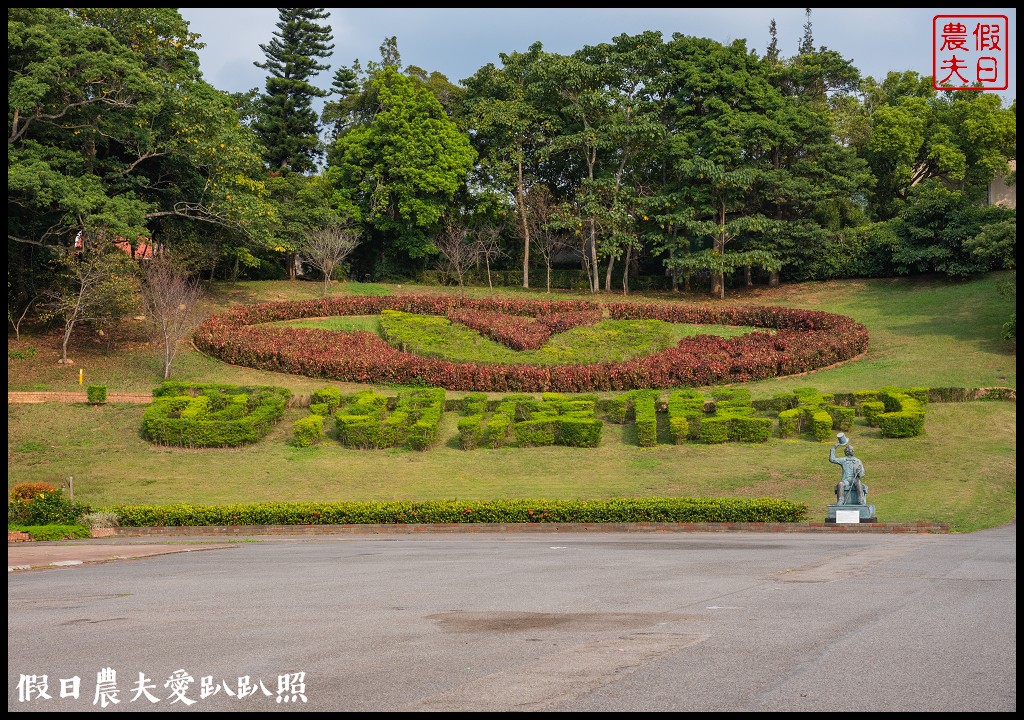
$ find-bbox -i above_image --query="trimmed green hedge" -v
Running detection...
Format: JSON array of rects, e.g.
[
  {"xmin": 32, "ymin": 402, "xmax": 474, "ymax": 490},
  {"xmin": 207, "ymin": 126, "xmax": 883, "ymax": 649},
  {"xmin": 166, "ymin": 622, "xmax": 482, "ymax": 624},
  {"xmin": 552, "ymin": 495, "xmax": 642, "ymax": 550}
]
[
  {"xmin": 111, "ymin": 497, "xmax": 809, "ymax": 526},
  {"xmin": 8, "ymin": 524, "xmax": 91, "ymax": 541},
  {"xmin": 86, "ymin": 385, "xmax": 107, "ymax": 404},
  {"xmin": 293, "ymin": 415, "xmax": 323, "ymax": 447},
  {"xmin": 143, "ymin": 382, "xmax": 292, "ymax": 448}
]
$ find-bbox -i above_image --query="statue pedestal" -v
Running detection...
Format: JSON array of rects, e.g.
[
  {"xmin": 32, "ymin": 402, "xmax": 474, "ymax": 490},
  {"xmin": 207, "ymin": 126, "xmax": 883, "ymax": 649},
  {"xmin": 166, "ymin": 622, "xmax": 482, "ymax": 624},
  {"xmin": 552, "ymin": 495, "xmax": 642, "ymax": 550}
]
[{"xmin": 826, "ymin": 504, "xmax": 876, "ymax": 523}]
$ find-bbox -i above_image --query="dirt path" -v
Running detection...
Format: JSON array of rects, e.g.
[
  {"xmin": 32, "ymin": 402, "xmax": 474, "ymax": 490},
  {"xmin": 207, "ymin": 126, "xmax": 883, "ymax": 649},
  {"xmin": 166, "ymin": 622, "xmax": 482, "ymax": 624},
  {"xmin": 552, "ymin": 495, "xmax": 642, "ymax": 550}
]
[{"xmin": 7, "ymin": 391, "xmax": 152, "ymax": 404}]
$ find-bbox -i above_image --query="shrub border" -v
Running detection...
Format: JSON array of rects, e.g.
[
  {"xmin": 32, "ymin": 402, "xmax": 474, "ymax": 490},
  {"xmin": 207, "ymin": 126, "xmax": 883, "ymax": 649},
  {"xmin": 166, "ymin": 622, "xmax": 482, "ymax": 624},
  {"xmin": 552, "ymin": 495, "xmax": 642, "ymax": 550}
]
[{"xmin": 194, "ymin": 294, "xmax": 869, "ymax": 392}]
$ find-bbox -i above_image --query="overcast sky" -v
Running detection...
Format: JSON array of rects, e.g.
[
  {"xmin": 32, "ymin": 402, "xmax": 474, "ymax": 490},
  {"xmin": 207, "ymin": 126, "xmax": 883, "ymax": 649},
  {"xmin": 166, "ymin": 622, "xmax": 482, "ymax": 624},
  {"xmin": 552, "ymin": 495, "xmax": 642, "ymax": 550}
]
[{"xmin": 178, "ymin": 8, "xmax": 1016, "ymax": 105}]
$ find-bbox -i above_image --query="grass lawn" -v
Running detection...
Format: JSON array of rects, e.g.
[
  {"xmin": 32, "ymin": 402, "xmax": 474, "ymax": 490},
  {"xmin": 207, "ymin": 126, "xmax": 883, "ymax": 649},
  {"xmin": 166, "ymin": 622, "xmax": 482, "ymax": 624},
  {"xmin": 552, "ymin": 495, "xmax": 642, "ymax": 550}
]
[{"xmin": 7, "ymin": 272, "xmax": 1016, "ymax": 532}]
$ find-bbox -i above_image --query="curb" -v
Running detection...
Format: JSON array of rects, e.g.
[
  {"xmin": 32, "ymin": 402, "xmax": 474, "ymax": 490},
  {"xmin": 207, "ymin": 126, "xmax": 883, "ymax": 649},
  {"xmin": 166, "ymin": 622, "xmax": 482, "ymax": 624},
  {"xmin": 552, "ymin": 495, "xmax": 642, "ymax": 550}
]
[{"xmin": 97, "ymin": 521, "xmax": 950, "ymax": 537}]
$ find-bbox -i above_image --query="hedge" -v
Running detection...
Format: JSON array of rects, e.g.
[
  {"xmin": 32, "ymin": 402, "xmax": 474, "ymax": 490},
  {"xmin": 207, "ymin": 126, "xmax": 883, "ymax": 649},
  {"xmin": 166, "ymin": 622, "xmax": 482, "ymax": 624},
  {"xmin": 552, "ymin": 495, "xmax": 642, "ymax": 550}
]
[
  {"xmin": 142, "ymin": 383, "xmax": 291, "ymax": 448},
  {"xmin": 86, "ymin": 385, "xmax": 107, "ymax": 404},
  {"xmin": 293, "ymin": 415, "xmax": 323, "ymax": 447},
  {"xmin": 193, "ymin": 293, "xmax": 869, "ymax": 392},
  {"xmin": 110, "ymin": 497, "xmax": 810, "ymax": 526}
]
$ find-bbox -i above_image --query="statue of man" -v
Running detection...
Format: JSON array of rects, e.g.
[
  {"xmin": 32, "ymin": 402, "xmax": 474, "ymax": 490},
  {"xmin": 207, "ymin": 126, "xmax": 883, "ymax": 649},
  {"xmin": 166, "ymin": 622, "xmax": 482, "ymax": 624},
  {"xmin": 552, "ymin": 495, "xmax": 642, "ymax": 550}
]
[{"xmin": 830, "ymin": 440, "xmax": 867, "ymax": 505}]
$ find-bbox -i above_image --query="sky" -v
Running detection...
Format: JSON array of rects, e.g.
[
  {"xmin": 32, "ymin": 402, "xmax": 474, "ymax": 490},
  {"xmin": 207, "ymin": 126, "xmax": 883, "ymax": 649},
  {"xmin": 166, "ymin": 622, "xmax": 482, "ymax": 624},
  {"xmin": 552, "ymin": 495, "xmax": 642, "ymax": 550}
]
[{"xmin": 178, "ymin": 8, "xmax": 1016, "ymax": 106}]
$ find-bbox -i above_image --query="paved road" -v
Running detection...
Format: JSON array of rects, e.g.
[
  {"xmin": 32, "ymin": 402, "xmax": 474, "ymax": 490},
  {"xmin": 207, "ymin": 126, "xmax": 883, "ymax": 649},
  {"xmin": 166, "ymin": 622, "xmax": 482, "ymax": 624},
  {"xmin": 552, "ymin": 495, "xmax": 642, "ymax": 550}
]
[{"xmin": 8, "ymin": 524, "xmax": 1016, "ymax": 712}]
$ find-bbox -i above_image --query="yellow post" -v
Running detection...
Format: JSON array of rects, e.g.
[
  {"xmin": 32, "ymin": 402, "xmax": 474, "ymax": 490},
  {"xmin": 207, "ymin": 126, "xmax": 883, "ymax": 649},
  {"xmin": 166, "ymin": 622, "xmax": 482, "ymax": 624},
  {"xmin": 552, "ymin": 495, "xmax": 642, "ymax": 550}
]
[{"xmin": 79, "ymin": 368, "xmax": 83, "ymax": 385}]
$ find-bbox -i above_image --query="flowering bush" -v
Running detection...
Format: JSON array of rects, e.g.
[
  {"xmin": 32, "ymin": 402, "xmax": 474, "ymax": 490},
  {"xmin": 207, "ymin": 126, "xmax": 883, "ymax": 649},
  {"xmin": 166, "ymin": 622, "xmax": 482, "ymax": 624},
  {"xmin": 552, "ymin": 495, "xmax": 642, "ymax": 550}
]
[{"xmin": 193, "ymin": 294, "xmax": 868, "ymax": 392}]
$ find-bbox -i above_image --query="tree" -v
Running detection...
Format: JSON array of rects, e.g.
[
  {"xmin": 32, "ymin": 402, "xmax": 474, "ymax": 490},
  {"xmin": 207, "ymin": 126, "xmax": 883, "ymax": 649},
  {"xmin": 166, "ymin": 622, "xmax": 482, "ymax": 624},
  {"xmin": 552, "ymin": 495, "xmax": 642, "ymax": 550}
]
[
  {"xmin": 39, "ymin": 241, "xmax": 139, "ymax": 364},
  {"xmin": 326, "ymin": 67, "xmax": 476, "ymax": 277},
  {"xmin": 463, "ymin": 43, "xmax": 555, "ymax": 289},
  {"xmin": 141, "ymin": 258, "xmax": 204, "ymax": 379},
  {"xmin": 434, "ymin": 218, "xmax": 480, "ymax": 293},
  {"xmin": 526, "ymin": 186, "xmax": 572, "ymax": 293},
  {"xmin": 474, "ymin": 223, "xmax": 505, "ymax": 290},
  {"xmin": 300, "ymin": 222, "xmax": 361, "ymax": 293},
  {"xmin": 766, "ymin": 19, "xmax": 780, "ymax": 64},
  {"xmin": 798, "ymin": 8, "xmax": 814, "ymax": 55},
  {"xmin": 8, "ymin": 9, "xmax": 276, "ymax": 277},
  {"xmin": 253, "ymin": 8, "xmax": 334, "ymax": 173},
  {"xmin": 662, "ymin": 37, "xmax": 781, "ymax": 298},
  {"xmin": 265, "ymin": 173, "xmax": 337, "ymax": 279}
]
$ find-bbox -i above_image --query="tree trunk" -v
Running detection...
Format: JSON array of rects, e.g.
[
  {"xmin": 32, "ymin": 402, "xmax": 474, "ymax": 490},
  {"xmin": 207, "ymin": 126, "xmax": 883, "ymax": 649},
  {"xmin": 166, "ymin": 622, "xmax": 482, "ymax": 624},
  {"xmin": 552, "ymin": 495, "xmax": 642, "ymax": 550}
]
[
  {"xmin": 163, "ymin": 333, "xmax": 174, "ymax": 379},
  {"xmin": 589, "ymin": 232, "xmax": 599, "ymax": 292},
  {"xmin": 769, "ymin": 271, "xmax": 780, "ymax": 287},
  {"xmin": 622, "ymin": 245, "xmax": 632, "ymax": 295},
  {"xmin": 604, "ymin": 254, "xmax": 615, "ymax": 293},
  {"xmin": 516, "ymin": 160, "xmax": 530, "ymax": 289},
  {"xmin": 546, "ymin": 262, "xmax": 552, "ymax": 293},
  {"xmin": 745, "ymin": 265, "xmax": 753, "ymax": 287},
  {"xmin": 712, "ymin": 201, "xmax": 726, "ymax": 299},
  {"xmin": 289, "ymin": 253, "xmax": 297, "ymax": 281}
]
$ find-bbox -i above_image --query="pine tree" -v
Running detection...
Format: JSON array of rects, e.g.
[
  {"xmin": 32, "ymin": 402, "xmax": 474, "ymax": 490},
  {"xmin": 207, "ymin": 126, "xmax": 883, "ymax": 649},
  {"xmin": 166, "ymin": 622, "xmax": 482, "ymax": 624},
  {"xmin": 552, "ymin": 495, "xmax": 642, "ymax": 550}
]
[
  {"xmin": 798, "ymin": 8, "xmax": 814, "ymax": 55},
  {"xmin": 254, "ymin": 8, "xmax": 335, "ymax": 173},
  {"xmin": 766, "ymin": 18, "xmax": 780, "ymax": 64}
]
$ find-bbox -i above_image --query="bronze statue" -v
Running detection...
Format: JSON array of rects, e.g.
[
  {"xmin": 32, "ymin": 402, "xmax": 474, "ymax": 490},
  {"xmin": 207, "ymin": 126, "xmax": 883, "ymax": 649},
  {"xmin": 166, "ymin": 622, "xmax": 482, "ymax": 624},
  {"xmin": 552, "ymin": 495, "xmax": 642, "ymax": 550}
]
[{"xmin": 830, "ymin": 433, "xmax": 867, "ymax": 505}]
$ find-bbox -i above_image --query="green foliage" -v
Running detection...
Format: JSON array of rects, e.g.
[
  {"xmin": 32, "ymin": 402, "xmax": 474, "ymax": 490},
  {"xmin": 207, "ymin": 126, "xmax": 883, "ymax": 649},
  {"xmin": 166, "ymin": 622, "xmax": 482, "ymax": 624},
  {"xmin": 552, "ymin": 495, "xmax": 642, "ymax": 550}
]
[
  {"xmin": 8, "ymin": 524, "xmax": 91, "ymax": 541},
  {"xmin": 485, "ymin": 413, "xmax": 513, "ymax": 448},
  {"xmin": 327, "ymin": 66, "xmax": 476, "ymax": 274},
  {"xmin": 457, "ymin": 414, "xmax": 485, "ymax": 449},
  {"xmin": 729, "ymin": 416, "xmax": 773, "ymax": 443},
  {"xmin": 253, "ymin": 8, "xmax": 334, "ymax": 173},
  {"xmin": 335, "ymin": 414, "xmax": 383, "ymax": 449},
  {"xmin": 557, "ymin": 418, "xmax": 603, "ymax": 448},
  {"xmin": 862, "ymin": 401, "xmax": 886, "ymax": 427},
  {"xmin": 8, "ymin": 488, "xmax": 89, "ymax": 525},
  {"xmin": 827, "ymin": 406, "xmax": 855, "ymax": 432},
  {"xmin": 877, "ymin": 390, "xmax": 927, "ymax": 438},
  {"xmin": 633, "ymin": 391, "xmax": 659, "ymax": 447},
  {"xmin": 86, "ymin": 385, "xmax": 107, "ymax": 404},
  {"xmin": 378, "ymin": 311, "xmax": 676, "ymax": 366},
  {"xmin": 699, "ymin": 416, "xmax": 731, "ymax": 444},
  {"xmin": 292, "ymin": 415, "xmax": 324, "ymax": 448},
  {"xmin": 310, "ymin": 386, "xmax": 344, "ymax": 410},
  {"xmin": 309, "ymin": 402, "xmax": 331, "ymax": 416},
  {"xmin": 778, "ymin": 408, "xmax": 801, "ymax": 438},
  {"xmin": 809, "ymin": 410, "xmax": 834, "ymax": 442},
  {"xmin": 604, "ymin": 395, "xmax": 630, "ymax": 424},
  {"xmin": 8, "ymin": 8, "xmax": 275, "ymax": 279},
  {"xmin": 513, "ymin": 418, "xmax": 558, "ymax": 447},
  {"xmin": 142, "ymin": 382, "xmax": 291, "ymax": 447},
  {"xmin": 8, "ymin": 347, "xmax": 38, "ymax": 360},
  {"xmin": 667, "ymin": 389, "xmax": 705, "ymax": 442},
  {"xmin": 111, "ymin": 497, "xmax": 810, "ymax": 526}
]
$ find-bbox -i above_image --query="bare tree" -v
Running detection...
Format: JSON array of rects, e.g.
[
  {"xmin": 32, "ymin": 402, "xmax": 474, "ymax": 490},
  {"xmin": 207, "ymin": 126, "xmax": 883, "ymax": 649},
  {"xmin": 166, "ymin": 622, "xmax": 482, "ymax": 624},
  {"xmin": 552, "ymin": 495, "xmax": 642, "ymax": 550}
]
[
  {"xmin": 300, "ymin": 222, "xmax": 362, "ymax": 294},
  {"xmin": 141, "ymin": 258, "xmax": 205, "ymax": 379},
  {"xmin": 7, "ymin": 291, "xmax": 37, "ymax": 341},
  {"xmin": 40, "ymin": 242, "xmax": 139, "ymax": 364},
  {"xmin": 527, "ymin": 186, "xmax": 572, "ymax": 293},
  {"xmin": 474, "ymin": 224, "xmax": 505, "ymax": 290},
  {"xmin": 435, "ymin": 219, "xmax": 481, "ymax": 294}
]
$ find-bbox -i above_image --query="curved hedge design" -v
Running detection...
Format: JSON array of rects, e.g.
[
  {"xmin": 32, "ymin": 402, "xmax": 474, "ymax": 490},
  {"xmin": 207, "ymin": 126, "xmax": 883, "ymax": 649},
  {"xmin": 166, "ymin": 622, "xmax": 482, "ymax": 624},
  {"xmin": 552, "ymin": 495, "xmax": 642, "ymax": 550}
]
[{"xmin": 193, "ymin": 294, "xmax": 869, "ymax": 392}]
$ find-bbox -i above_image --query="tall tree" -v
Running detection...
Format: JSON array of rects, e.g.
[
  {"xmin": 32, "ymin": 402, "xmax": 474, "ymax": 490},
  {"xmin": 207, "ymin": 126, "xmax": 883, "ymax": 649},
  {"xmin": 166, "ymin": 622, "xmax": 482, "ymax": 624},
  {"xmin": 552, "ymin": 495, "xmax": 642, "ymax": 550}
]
[
  {"xmin": 326, "ymin": 67, "xmax": 476, "ymax": 277},
  {"xmin": 798, "ymin": 8, "xmax": 814, "ymax": 55},
  {"xmin": 463, "ymin": 42, "xmax": 555, "ymax": 289},
  {"xmin": 253, "ymin": 8, "xmax": 334, "ymax": 173},
  {"xmin": 8, "ymin": 8, "xmax": 275, "ymax": 275},
  {"xmin": 662, "ymin": 36, "xmax": 782, "ymax": 298},
  {"xmin": 766, "ymin": 19, "xmax": 780, "ymax": 64}
]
